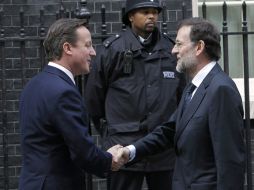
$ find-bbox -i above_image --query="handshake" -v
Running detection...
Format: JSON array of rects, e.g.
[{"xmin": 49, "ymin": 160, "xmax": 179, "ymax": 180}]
[{"xmin": 107, "ymin": 145, "xmax": 131, "ymax": 171}]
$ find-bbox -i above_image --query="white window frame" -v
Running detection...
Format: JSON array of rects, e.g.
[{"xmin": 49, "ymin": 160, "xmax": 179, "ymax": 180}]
[
  {"xmin": 192, "ymin": 0, "xmax": 254, "ymax": 119},
  {"xmin": 192, "ymin": 0, "xmax": 254, "ymax": 17}
]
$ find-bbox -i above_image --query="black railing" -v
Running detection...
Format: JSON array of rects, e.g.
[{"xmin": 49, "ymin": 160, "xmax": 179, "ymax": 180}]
[
  {"xmin": 201, "ymin": 1, "xmax": 253, "ymax": 190},
  {"xmin": 242, "ymin": 2, "xmax": 252, "ymax": 190}
]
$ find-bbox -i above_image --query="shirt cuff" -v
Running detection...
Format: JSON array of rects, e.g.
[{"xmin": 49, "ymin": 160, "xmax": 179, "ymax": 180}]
[{"xmin": 126, "ymin": 145, "xmax": 136, "ymax": 161}]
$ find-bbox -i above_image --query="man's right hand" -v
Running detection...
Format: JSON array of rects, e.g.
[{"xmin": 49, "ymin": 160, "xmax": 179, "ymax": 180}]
[{"xmin": 107, "ymin": 145, "xmax": 130, "ymax": 171}]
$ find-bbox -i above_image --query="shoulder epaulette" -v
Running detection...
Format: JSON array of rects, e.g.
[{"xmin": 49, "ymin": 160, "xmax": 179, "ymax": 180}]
[
  {"xmin": 103, "ymin": 34, "xmax": 121, "ymax": 48},
  {"xmin": 162, "ymin": 33, "xmax": 176, "ymax": 45}
]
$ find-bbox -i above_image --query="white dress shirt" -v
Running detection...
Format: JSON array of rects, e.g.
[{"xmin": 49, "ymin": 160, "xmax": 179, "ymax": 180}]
[{"xmin": 191, "ymin": 61, "xmax": 216, "ymax": 98}]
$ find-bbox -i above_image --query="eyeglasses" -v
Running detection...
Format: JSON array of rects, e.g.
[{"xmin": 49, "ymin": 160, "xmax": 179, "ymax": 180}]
[{"xmin": 173, "ymin": 41, "xmax": 194, "ymax": 50}]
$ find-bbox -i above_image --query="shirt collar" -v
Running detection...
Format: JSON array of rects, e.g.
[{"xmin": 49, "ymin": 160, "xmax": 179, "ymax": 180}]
[
  {"xmin": 138, "ymin": 33, "xmax": 152, "ymax": 43},
  {"xmin": 192, "ymin": 61, "xmax": 216, "ymax": 88},
  {"xmin": 139, "ymin": 36, "xmax": 145, "ymax": 43},
  {"xmin": 48, "ymin": 62, "xmax": 75, "ymax": 85}
]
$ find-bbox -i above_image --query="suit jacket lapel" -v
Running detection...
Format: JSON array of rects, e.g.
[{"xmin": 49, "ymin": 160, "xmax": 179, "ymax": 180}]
[
  {"xmin": 43, "ymin": 65, "xmax": 77, "ymax": 89},
  {"xmin": 174, "ymin": 63, "xmax": 223, "ymax": 143},
  {"xmin": 174, "ymin": 85, "xmax": 206, "ymax": 142}
]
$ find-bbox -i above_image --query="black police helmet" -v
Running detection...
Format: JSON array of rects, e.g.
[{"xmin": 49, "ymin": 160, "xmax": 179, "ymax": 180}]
[{"xmin": 122, "ymin": 0, "xmax": 162, "ymax": 26}]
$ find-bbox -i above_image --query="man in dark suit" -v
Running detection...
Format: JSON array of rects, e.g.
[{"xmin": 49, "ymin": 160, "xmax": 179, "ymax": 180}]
[
  {"xmin": 85, "ymin": 0, "xmax": 185, "ymax": 189},
  {"xmin": 120, "ymin": 17, "xmax": 246, "ymax": 190},
  {"xmin": 18, "ymin": 18, "xmax": 124, "ymax": 190}
]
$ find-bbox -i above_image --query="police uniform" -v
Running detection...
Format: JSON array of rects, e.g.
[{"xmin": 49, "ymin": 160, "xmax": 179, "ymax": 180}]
[{"xmin": 85, "ymin": 0, "xmax": 185, "ymax": 189}]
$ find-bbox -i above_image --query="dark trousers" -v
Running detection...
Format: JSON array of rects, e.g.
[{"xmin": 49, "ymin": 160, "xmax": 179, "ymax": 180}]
[{"xmin": 107, "ymin": 170, "xmax": 173, "ymax": 190}]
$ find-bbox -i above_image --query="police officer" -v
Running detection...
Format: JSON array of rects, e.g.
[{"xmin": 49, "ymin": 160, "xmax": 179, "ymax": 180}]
[{"xmin": 85, "ymin": 0, "xmax": 185, "ymax": 189}]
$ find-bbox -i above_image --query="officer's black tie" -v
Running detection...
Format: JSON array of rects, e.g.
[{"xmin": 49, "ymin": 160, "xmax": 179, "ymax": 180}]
[{"xmin": 182, "ymin": 83, "xmax": 196, "ymax": 112}]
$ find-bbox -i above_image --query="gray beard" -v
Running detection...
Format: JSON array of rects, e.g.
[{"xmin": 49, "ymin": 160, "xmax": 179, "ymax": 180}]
[{"xmin": 176, "ymin": 55, "xmax": 198, "ymax": 73}]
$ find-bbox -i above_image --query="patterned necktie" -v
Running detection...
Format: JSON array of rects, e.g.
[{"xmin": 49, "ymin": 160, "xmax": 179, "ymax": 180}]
[{"xmin": 182, "ymin": 83, "xmax": 196, "ymax": 112}]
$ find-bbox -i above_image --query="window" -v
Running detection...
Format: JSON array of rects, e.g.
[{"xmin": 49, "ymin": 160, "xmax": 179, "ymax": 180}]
[{"xmin": 193, "ymin": 0, "xmax": 254, "ymax": 78}]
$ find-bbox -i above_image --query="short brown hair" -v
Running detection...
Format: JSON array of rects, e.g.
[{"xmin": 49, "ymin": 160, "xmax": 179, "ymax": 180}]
[
  {"xmin": 177, "ymin": 17, "xmax": 221, "ymax": 61},
  {"xmin": 43, "ymin": 18, "xmax": 87, "ymax": 61}
]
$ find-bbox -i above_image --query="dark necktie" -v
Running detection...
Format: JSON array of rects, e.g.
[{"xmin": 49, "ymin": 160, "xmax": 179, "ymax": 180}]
[{"xmin": 182, "ymin": 83, "xmax": 196, "ymax": 112}]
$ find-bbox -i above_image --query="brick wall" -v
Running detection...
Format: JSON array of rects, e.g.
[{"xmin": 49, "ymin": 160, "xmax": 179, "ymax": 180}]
[{"xmin": 0, "ymin": 0, "xmax": 192, "ymax": 189}]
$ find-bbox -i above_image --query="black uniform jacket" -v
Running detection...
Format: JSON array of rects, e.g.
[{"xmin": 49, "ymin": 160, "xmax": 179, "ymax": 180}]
[{"xmin": 85, "ymin": 27, "xmax": 185, "ymax": 171}]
